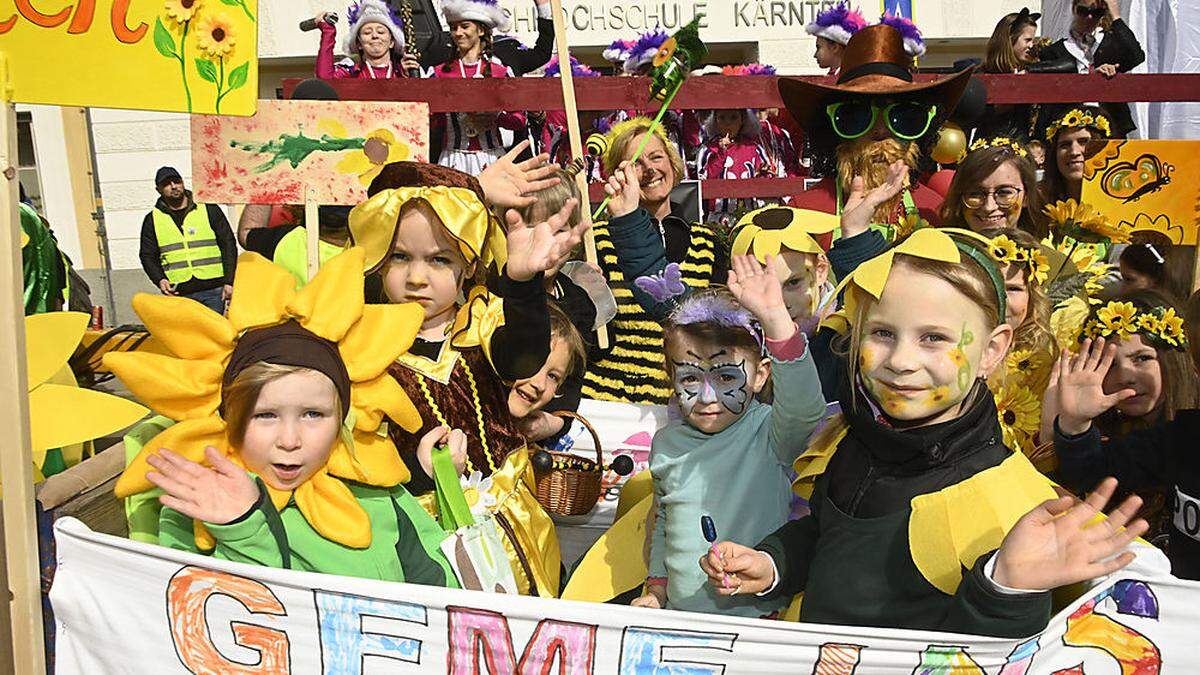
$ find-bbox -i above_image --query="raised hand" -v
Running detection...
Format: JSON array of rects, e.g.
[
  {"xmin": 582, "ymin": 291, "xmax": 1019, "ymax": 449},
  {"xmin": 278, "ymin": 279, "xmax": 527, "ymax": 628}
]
[
  {"xmin": 698, "ymin": 541, "xmax": 776, "ymax": 596},
  {"xmin": 727, "ymin": 254, "xmax": 794, "ymax": 341},
  {"xmin": 477, "ymin": 140, "xmax": 561, "ymax": 209},
  {"xmin": 602, "ymin": 161, "xmax": 642, "ymax": 219},
  {"xmin": 840, "ymin": 161, "xmax": 908, "ymax": 238},
  {"xmin": 504, "ymin": 197, "xmax": 586, "ymax": 282},
  {"xmin": 631, "ymin": 585, "xmax": 666, "ymax": 609},
  {"xmin": 993, "ymin": 477, "xmax": 1148, "ymax": 590},
  {"xmin": 417, "ymin": 426, "xmax": 468, "ymax": 476},
  {"xmin": 146, "ymin": 447, "xmax": 260, "ymax": 525},
  {"xmin": 1054, "ymin": 338, "xmax": 1136, "ymax": 435}
]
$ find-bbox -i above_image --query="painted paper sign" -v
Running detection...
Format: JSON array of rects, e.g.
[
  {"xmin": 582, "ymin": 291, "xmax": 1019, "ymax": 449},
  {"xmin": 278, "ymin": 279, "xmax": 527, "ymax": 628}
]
[
  {"xmin": 190, "ymin": 100, "xmax": 430, "ymax": 206},
  {"xmin": 50, "ymin": 516, "xmax": 1200, "ymax": 673},
  {"xmin": 1082, "ymin": 140, "xmax": 1200, "ymax": 245},
  {"xmin": 0, "ymin": 0, "xmax": 258, "ymax": 115}
]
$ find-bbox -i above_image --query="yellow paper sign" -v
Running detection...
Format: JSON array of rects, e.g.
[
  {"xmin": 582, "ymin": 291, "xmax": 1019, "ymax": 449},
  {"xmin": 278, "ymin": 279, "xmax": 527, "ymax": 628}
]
[
  {"xmin": 1082, "ymin": 140, "xmax": 1200, "ymax": 245},
  {"xmin": 0, "ymin": 0, "xmax": 257, "ymax": 116}
]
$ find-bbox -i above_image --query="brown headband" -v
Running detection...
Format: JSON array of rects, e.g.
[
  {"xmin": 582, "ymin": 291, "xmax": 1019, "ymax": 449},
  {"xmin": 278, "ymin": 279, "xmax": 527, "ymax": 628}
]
[{"xmin": 221, "ymin": 320, "xmax": 351, "ymax": 418}]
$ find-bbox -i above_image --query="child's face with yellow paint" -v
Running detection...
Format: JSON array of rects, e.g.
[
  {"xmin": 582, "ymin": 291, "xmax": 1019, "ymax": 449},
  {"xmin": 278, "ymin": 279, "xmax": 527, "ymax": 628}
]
[
  {"xmin": 857, "ymin": 264, "xmax": 1003, "ymax": 426},
  {"xmin": 775, "ymin": 250, "xmax": 829, "ymax": 324}
]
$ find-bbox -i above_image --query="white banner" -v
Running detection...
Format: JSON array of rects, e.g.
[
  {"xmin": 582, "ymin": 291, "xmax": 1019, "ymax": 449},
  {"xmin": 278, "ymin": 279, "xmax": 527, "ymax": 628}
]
[{"xmin": 50, "ymin": 517, "xmax": 1200, "ymax": 674}]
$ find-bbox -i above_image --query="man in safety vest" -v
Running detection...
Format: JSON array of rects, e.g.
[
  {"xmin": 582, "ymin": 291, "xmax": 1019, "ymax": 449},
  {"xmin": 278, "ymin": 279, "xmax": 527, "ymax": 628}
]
[{"xmin": 138, "ymin": 167, "xmax": 237, "ymax": 314}]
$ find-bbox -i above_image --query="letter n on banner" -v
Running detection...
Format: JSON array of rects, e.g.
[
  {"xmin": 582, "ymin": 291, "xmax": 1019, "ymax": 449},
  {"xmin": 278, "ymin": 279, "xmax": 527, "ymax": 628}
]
[
  {"xmin": 314, "ymin": 589, "xmax": 427, "ymax": 672},
  {"xmin": 166, "ymin": 566, "xmax": 290, "ymax": 673}
]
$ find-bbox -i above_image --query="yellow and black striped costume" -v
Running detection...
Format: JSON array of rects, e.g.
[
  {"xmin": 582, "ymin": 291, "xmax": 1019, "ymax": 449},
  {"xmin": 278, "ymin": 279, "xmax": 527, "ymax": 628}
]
[{"xmin": 582, "ymin": 220, "xmax": 720, "ymax": 404}]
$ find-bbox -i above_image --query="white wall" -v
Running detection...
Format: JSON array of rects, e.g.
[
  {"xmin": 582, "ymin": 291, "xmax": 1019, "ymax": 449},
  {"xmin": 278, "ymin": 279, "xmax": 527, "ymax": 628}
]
[{"xmin": 18, "ymin": 105, "xmax": 85, "ymax": 265}]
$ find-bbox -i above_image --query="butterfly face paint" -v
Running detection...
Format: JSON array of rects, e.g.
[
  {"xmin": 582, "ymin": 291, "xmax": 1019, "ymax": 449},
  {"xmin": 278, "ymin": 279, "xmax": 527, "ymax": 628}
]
[{"xmin": 670, "ymin": 345, "xmax": 757, "ymax": 434}]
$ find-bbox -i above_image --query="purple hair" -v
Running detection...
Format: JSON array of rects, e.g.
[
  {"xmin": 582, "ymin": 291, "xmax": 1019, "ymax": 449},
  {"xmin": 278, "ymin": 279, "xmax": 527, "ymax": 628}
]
[
  {"xmin": 544, "ymin": 55, "xmax": 601, "ymax": 78},
  {"xmin": 806, "ymin": 2, "xmax": 868, "ymax": 45},
  {"xmin": 623, "ymin": 28, "xmax": 670, "ymax": 74},
  {"xmin": 879, "ymin": 13, "xmax": 926, "ymax": 57},
  {"xmin": 668, "ymin": 292, "xmax": 762, "ymax": 349}
]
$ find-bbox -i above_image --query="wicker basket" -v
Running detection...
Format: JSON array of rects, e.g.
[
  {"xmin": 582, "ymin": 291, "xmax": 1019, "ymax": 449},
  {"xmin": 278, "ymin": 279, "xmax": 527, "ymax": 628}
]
[{"xmin": 532, "ymin": 411, "xmax": 605, "ymax": 516}]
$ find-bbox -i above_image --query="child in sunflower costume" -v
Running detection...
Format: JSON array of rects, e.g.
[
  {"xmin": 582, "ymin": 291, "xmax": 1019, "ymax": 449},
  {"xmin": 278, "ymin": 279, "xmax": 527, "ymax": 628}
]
[
  {"xmin": 699, "ymin": 228, "xmax": 1156, "ymax": 637},
  {"xmin": 348, "ymin": 162, "xmax": 589, "ymax": 597},
  {"xmin": 109, "ymin": 249, "xmax": 457, "ymax": 586}
]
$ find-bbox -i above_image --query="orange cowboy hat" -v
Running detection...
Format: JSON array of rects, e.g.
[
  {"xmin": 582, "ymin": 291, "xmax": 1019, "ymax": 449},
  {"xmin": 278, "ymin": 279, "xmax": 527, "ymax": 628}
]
[{"xmin": 779, "ymin": 24, "xmax": 975, "ymax": 133}]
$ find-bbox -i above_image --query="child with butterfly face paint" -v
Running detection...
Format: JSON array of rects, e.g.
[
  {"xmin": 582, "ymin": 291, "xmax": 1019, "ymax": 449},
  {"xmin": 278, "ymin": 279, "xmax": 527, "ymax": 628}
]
[{"xmin": 630, "ymin": 256, "xmax": 826, "ymax": 616}]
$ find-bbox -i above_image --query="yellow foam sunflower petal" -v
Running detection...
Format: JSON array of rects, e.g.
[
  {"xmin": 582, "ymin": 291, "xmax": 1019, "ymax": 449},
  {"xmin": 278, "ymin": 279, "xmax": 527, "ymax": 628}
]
[
  {"xmin": 132, "ymin": 294, "xmax": 235, "ymax": 361},
  {"xmin": 293, "ymin": 470, "xmax": 372, "ymax": 548},
  {"xmin": 288, "ymin": 248, "xmax": 366, "ymax": 342},
  {"xmin": 326, "ymin": 431, "xmax": 410, "ymax": 487},
  {"xmin": 29, "ymin": 384, "xmax": 147, "ymax": 452},
  {"xmin": 353, "ymin": 374, "xmax": 422, "ymax": 433},
  {"xmin": 227, "ymin": 252, "xmax": 298, "ymax": 333},
  {"xmin": 102, "ymin": 351, "xmax": 223, "ymax": 420},
  {"xmin": 25, "ymin": 312, "xmax": 89, "ymax": 389},
  {"xmin": 263, "ymin": 483, "xmax": 294, "ymax": 512},
  {"xmin": 339, "ymin": 303, "xmax": 424, "ymax": 382},
  {"xmin": 115, "ymin": 416, "xmax": 228, "ymax": 498}
]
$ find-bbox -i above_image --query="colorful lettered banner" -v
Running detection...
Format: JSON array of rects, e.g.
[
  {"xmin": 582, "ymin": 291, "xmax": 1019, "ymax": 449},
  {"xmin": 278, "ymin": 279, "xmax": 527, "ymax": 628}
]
[
  {"xmin": 50, "ymin": 515, "xmax": 1200, "ymax": 673},
  {"xmin": 0, "ymin": 0, "xmax": 258, "ymax": 115},
  {"xmin": 190, "ymin": 100, "xmax": 431, "ymax": 205},
  {"xmin": 1081, "ymin": 140, "xmax": 1200, "ymax": 245}
]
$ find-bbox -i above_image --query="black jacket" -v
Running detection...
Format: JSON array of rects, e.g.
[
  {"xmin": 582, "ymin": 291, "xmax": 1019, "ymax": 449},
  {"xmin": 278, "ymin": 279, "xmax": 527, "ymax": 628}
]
[
  {"xmin": 756, "ymin": 382, "xmax": 1052, "ymax": 638},
  {"xmin": 1055, "ymin": 411, "xmax": 1200, "ymax": 581},
  {"xmin": 420, "ymin": 18, "xmax": 554, "ymax": 76},
  {"xmin": 1038, "ymin": 19, "xmax": 1146, "ymax": 137},
  {"xmin": 138, "ymin": 193, "xmax": 237, "ymax": 295}
]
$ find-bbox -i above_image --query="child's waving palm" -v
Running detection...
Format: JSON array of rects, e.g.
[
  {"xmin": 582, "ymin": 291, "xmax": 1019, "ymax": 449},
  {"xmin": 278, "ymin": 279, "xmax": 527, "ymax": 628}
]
[
  {"xmin": 505, "ymin": 197, "xmax": 585, "ymax": 282},
  {"xmin": 1051, "ymin": 337, "xmax": 1138, "ymax": 435},
  {"xmin": 146, "ymin": 447, "xmax": 260, "ymax": 525},
  {"xmin": 727, "ymin": 254, "xmax": 795, "ymax": 341}
]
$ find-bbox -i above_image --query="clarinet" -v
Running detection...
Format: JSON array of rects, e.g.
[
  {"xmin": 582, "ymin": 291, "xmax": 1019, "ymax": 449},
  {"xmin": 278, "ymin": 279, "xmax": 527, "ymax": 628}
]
[{"xmin": 400, "ymin": 0, "xmax": 421, "ymax": 77}]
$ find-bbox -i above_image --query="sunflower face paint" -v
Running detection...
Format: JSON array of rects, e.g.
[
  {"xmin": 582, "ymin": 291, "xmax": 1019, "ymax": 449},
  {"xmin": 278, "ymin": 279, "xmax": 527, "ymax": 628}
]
[
  {"xmin": 858, "ymin": 265, "xmax": 990, "ymax": 426},
  {"xmin": 668, "ymin": 338, "xmax": 759, "ymax": 434}
]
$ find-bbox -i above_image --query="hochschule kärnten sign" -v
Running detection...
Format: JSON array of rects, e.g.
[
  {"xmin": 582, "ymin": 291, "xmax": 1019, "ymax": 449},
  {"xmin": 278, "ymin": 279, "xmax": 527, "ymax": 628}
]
[{"xmin": 507, "ymin": 0, "xmax": 842, "ymax": 39}]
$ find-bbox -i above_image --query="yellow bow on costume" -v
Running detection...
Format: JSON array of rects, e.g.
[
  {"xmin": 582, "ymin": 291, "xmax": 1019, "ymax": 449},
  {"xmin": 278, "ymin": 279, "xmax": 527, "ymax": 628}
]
[
  {"xmin": 731, "ymin": 206, "xmax": 839, "ymax": 260},
  {"xmin": 449, "ymin": 285, "xmax": 507, "ymax": 368},
  {"xmin": 108, "ymin": 248, "xmax": 425, "ymax": 551},
  {"xmin": 349, "ymin": 185, "xmax": 507, "ymax": 273}
]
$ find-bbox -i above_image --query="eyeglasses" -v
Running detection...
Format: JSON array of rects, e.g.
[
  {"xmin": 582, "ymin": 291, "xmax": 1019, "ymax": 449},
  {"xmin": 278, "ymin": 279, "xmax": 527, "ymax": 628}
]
[
  {"xmin": 1074, "ymin": 5, "xmax": 1106, "ymax": 19},
  {"xmin": 825, "ymin": 100, "xmax": 939, "ymax": 141},
  {"xmin": 962, "ymin": 186, "xmax": 1023, "ymax": 209}
]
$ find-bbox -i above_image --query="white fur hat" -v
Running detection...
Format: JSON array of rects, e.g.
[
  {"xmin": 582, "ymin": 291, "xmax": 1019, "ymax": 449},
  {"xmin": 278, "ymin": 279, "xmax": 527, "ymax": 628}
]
[
  {"xmin": 343, "ymin": 0, "xmax": 406, "ymax": 56},
  {"xmin": 441, "ymin": 0, "xmax": 510, "ymax": 31}
]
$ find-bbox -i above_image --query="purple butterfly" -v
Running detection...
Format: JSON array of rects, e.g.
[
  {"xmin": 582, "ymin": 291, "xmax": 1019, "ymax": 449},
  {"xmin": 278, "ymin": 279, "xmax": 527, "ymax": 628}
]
[{"xmin": 634, "ymin": 263, "xmax": 686, "ymax": 304}]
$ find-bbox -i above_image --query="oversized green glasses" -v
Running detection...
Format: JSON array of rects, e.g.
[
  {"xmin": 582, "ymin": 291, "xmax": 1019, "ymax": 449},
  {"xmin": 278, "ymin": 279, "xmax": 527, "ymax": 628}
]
[{"xmin": 826, "ymin": 100, "xmax": 939, "ymax": 140}]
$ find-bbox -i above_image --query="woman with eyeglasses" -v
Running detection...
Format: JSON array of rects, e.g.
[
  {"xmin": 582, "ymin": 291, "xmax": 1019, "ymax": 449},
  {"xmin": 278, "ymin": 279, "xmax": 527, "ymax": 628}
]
[
  {"xmin": 939, "ymin": 139, "xmax": 1047, "ymax": 240},
  {"xmin": 1037, "ymin": 0, "xmax": 1145, "ymax": 138}
]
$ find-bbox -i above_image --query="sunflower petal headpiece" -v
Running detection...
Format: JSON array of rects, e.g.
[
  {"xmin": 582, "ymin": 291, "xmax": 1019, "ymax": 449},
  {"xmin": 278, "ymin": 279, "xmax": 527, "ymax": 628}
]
[
  {"xmin": 108, "ymin": 249, "xmax": 424, "ymax": 550},
  {"xmin": 731, "ymin": 206, "xmax": 838, "ymax": 260},
  {"xmin": 1082, "ymin": 300, "xmax": 1187, "ymax": 351},
  {"xmin": 986, "ymin": 234, "xmax": 1050, "ymax": 287},
  {"xmin": 957, "ymin": 136, "xmax": 1029, "ymax": 164},
  {"xmin": 1045, "ymin": 108, "xmax": 1111, "ymax": 141}
]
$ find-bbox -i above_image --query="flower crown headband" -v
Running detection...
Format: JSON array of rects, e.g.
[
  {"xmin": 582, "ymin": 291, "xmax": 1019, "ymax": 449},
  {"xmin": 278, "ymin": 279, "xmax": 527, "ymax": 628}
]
[
  {"xmin": 1045, "ymin": 108, "xmax": 1111, "ymax": 141},
  {"xmin": 1083, "ymin": 300, "xmax": 1188, "ymax": 351},
  {"xmin": 957, "ymin": 136, "xmax": 1028, "ymax": 164},
  {"xmin": 987, "ymin": 234, "xmax": 1049, "ymax": 286}
]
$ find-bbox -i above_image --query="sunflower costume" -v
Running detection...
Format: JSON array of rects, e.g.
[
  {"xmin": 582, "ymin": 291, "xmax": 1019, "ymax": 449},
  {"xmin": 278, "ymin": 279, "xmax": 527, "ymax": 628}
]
[
  {"xmin": 110, "ymin": 248, "xmax": 457, "ymax": 586},
  {"xmin": 349, "ymin": 162, "xmax": 561, "ymax": 597}
]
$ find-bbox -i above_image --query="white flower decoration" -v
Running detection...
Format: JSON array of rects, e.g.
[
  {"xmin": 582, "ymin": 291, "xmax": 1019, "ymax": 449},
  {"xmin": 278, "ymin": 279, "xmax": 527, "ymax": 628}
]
[{"xmin": 460, "ymin": 470, "xmax": 497, "ymax": 517}]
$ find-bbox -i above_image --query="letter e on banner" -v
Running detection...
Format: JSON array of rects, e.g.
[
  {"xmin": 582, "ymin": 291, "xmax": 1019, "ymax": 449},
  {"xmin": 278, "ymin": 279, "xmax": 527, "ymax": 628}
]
[
  {"xmin": 314, "ymin": 589, "xmax": 426, "ymax": 672},
  {"xmin": 166, "ymin": 566, "xmax": 290, "ymax": 673}
]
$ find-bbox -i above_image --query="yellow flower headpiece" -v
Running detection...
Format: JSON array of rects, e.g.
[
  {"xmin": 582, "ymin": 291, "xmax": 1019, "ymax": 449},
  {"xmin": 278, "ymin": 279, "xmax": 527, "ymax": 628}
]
[
  {"xmin": 1083, "ymin": 300, "xmax": 1187, "ymax": 350},
  {"xmin": 1045, "ymin": 108, "xmax": 1111, "ymax": 141},
  {"xmin": 821, "ymin": 228, "xmax": 1006, "ymax": 334},
  {"xmin": 986, "ymin": 234, "xmax": 1050, "ymax": 286},
  {"xmin": 957, "ymin": 136, "xmax": 1029, "ymax": 164},
  {"xmin": 602, "ymin": 116, "xmax": 678, "ymax": 177},
  {"xmin": 731, "ymin": 206, "xmax": 839, "ymax": 260},
  {"xmin": 349, "ymin": 184, "xmax": 507, "ymax": 274},
  {"xmin": 108, "ymin": 249, "xmax": 425, "ymax": 551}
]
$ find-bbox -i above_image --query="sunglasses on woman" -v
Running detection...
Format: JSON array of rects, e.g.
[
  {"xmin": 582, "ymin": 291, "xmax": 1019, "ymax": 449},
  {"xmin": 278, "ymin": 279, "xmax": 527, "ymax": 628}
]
[
  {"xmin": 825, "ymin": 100, "xmax": 939, "ymax": 141},
  {"xmin": 1074, "ymin": 5, "xmax": 1106, "ymax": 19},
  {"xmin": 962, "ymin": 186, "xmax": 1023, "ymax": 209}
]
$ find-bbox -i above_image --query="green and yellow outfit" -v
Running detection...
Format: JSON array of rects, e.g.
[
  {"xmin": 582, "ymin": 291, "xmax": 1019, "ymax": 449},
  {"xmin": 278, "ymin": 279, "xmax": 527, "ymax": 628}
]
[
  {"xmin": 583, "ymin": 208, "xmax": 724, "ymax": 404},
  {"xmin": 160, "ymin": 478, "xmax": 457, "ymax": 586}
]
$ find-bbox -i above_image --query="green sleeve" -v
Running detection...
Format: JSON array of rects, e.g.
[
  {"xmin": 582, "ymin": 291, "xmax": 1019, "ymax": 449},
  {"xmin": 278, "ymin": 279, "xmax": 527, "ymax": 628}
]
[
  {"xmin": 157, "ymin": 506, "xmax": 203, "ymax": 554},
  {"xmin": 159, "ymin": 486, "xmax": 289, "ymax": 570},
  {"xmin": 122, "ymin": 415, "xmax": 176, "ymax": 544},
  {"xmin": 391, "ymin": 486, "xmax": 459, "ymax": 589}
]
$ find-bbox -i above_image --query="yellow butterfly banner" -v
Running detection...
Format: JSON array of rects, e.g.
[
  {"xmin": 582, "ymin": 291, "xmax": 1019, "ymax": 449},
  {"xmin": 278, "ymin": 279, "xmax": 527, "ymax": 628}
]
[
  {"xmin": 1082, "ymin": 140, "xmax": 1200, "ymax": 245},
  {"xmin": 0, "ymin": 0, "xmax": 257, "ymax": 116}
]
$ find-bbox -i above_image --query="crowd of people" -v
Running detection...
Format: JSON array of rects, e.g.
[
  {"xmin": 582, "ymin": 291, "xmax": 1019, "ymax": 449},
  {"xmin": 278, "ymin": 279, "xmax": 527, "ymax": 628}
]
[{"xmin": 76, "ymin": 0, "xmax": 1199, "ymax": 643}]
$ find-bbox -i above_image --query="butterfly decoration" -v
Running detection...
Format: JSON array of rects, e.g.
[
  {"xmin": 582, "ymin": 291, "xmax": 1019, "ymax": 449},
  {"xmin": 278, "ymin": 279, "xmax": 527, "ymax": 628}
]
[
  {"xmin": 1101, "ymin": 154, "xmax": 1174, "ymax": 204},
  {"xmin": 634, "ymin": 262, "xmax": 686, "ymax": 304}
]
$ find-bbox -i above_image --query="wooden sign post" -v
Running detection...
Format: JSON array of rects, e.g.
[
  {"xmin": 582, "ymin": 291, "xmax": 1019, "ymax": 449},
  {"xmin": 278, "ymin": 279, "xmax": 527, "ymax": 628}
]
[{"xmin": 549, "ymin": 0, "xmax": 608, "ymax": 349}]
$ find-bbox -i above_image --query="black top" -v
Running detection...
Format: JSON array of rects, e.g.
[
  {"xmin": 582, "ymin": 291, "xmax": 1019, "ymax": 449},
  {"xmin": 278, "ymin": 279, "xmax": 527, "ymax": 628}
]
[
  {"xmin": 243, "ymin": 223, "xmax": 299, "ymax": 260},
  {"xmin": 419, "ymin": 18, "xmax": 554, "ymax": 76},
  {"xmin": 138, "ymin": 193, "xmax": 238, "ymax": 295},
  {"xmin": 1055, "ymin": 411, "xmax": 1200, "ymax": 581},
  {"xmin": 1038, "ymin": 19, "xmax": 1146, "ymax": 137},
  {"xmin": 756, "ymin": 382, "xmax": 1052, "ymax": 638}
]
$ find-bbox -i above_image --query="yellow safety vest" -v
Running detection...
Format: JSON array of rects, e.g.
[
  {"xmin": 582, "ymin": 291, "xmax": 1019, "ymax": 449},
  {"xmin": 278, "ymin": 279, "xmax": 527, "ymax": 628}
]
[
  {"xmin": 272, "ymin": 226, "xmax": 347, "ymax": 289},
  {"xmin": 151, "ymin": 206, "xmax": 224, "ymax": 284}
]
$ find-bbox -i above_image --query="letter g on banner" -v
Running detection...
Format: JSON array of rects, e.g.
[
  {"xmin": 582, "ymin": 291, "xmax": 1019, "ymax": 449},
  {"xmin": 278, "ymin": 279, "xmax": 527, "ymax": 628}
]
[{"xmin": 167, "ymin": 566, "xmax": 290, "ymax": 673}]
